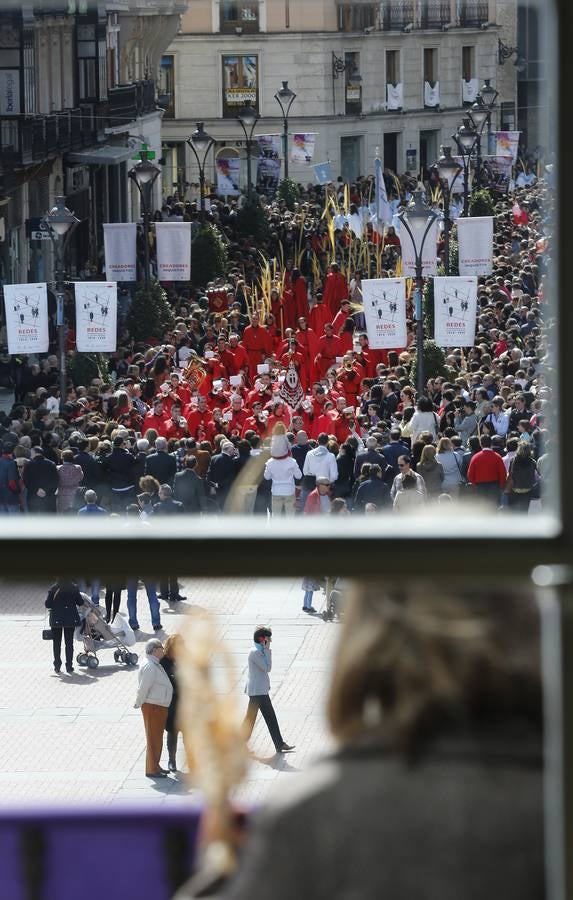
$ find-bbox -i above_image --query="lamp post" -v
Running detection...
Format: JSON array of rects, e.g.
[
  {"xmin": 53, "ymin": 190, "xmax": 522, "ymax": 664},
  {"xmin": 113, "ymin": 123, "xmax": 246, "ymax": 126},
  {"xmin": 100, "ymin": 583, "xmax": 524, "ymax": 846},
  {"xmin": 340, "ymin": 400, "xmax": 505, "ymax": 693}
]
[
  {"xmin": 44, "ymin": 196, "xmax": 79, "ymax": 414},
  {"xmin": 128, "ymin": 153, "xmax": 161, "ymax": 286},
  {"xmin": 436, "ymin": 146, "xmax": 462, "ymax": 276},
  {"xmin": 452, "ymin": 117, "xmax": 478, "ymax": 216},
  {"xmin": 186, "ymin": 122, "xmax": 215, "ymax": 223},
  {"xmin": 468, "ymin": 96, "xmax": 490, "ymax": 189},
  {"xmin": 398, "ymin": 189, "xmax": 439, "ymax": 399},
  {"xmin": 274, "ymin": 80, "xmax": 296, "ymax": 180},
  {"xmin": 477, "ymin": 77, "xmax": 499, "ymax": 144},
  {"xmin": 236, "ymin": 104, "xmax": 260, "ymax": 195}
]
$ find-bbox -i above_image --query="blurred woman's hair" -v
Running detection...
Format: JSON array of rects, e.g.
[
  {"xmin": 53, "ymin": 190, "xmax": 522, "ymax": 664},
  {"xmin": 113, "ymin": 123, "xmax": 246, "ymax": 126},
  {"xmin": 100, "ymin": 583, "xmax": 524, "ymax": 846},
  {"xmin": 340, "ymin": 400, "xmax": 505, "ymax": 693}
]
[{"xmin": 327, "ymin": 586, "xmax": 541, "ymax": 759}]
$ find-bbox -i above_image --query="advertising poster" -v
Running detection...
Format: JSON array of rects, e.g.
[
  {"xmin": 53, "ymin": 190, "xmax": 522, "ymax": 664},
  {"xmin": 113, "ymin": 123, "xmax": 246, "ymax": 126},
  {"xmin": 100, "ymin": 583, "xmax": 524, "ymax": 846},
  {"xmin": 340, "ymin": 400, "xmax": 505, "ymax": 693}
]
[
  {"xmin": 74, "ymin": 282, "xmax": 118, "ymax": 352},
  {"xmin": 433, "ymin": 276, "xmax": 478, "ymax": 348},
  {"xmin": 362, "ymin": 278, "xmax": 407, "ymax": 349},
  {"xmin": 4, "ymin": 283, "xmax": 49, "ymax": 354}
]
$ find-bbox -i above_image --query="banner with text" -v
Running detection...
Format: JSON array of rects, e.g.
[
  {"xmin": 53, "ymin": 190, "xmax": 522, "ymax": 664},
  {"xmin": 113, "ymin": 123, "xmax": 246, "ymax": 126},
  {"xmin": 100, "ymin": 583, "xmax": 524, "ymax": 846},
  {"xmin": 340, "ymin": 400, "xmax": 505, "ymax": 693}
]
[
  {"xmin": 362, "ymin": 278, "xmax": 407, "ymax": 349},
  {"xmin": 493, "ymin": 130, "xmax": 521, "ymax": 162},
  {"xmin": 215, "ymin": 156, "xmax": 240, "ymax": 196},
  {"xmin": 4, "ymin": 283, "xmax": 49, "ymax": 355},
  {"xmin": 291, "ymin": 133, "xmax": 316, "ymax": 164},
  {"xmin": 399, "ymin": 219, "xmax": 439, "ymax": 277},
  {"xmin": 434, "ymin": 276, "xmax": 478, "ymax": 348},
  {"xmin": 155, "ymin": 222, "xmax": 192, "ymax": 282},
  {"xmin": 482, "ymin": 155, "xmax": 513, "ymax": 194},
  {"xmin": 455, "ymin": 216, "xmax": 494, "ymax": 276},
  {"xmin": 103, "ymin": 223, "xmax": 137, "ymax": 282},
  {"xmin": 74, "ymin": 282, "xmax": 117, "ymax": 352}
]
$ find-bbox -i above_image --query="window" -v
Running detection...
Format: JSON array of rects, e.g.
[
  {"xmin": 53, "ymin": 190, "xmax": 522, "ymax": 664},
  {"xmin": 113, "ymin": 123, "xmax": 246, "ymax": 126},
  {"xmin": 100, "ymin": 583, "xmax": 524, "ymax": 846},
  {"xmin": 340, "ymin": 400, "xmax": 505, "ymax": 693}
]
[
  {"xmin": 344, "ymin": 51, "xmax": 361, "ymax": 114},
  {"xmin": 159, "ymin": 55, "xmax": 175, "ymax": 119},
  {"xmin": 459, "ymin": 0, "xmax": 489, "ymax": 28},
  {"xmin": 423, "ymin": 47, "xmax": 437, "ymax": 83},
  {"xmin": 77, "ymin": 23, "xmax": 96, "ymax": 101},
  {"xmin": 222, "ymin": 54, "xmax": 258, "ymax": 118},
  {"xmin": 337, "ymin": 3, "xmax": 377, "ymax": 32},
  {"xmin": 386, "ymin": 49, "xmax": 399, "ymax": 86},
  {"xmin": 462, "ymin": 46, "xmax": 475, "ymax": 82},
  {"xmin": 220, "ymin": 1, "xmax": 260, "ymax": 33},
  {"xmin": 420, "ymin": 0, "xmax": 450, "ymax": 29}
]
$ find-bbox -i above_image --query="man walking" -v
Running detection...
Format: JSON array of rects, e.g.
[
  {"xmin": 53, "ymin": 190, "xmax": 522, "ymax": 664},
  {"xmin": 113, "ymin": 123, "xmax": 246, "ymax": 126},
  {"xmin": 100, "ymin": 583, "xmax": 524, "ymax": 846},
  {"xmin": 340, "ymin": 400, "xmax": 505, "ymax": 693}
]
[{"xmin": 243, "ymin": 626, "xmax": 294, "ymax": 754}]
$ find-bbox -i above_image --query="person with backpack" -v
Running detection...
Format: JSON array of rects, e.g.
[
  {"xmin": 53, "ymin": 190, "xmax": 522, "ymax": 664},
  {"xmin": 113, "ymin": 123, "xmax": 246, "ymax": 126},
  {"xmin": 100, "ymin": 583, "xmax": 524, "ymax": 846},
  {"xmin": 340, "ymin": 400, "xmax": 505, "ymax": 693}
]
[{"xmin": 505, "ymin": 443, "xmax": 538, "ymax": 513}]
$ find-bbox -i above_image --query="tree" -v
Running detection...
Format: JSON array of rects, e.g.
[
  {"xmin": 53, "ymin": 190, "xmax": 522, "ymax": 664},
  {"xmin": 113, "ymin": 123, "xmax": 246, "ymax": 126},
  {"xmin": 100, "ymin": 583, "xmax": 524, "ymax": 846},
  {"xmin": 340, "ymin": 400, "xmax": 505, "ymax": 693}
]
[
  {"xmin": 236, "ymin": 192, "xmax": 269, "ymax": 242},
  {"xmin": 191, "ymin": 223, "xmax": 228, "ymax": 289},
  {"xmin": 68, "ymin": 352, "xmax": 109, "ymax": 387},
  {"xmin": 411, "ymin": 339, "xmax": 448, "ymax": 385},
  {"xmin": 125, "ymin": 279, "xmax": 175, "ymax": 343},
  {"xmin": 277, "ymin": 178, "xmax": 300, "ymax": 211},
  {"xmin": 469, "ymin": 188, "xmax": 495, "ymax": 218}
]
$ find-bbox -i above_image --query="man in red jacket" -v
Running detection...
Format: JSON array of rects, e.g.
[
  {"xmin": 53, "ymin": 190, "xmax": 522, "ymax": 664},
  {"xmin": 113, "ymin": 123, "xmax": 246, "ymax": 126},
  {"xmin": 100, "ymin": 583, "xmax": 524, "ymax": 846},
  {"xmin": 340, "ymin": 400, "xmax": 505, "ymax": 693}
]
[
  {"xmin": 322, "ymin": 263, "xmax": 349, "ymax": 316},
  {"xmin": 184, "ymin": 394, "xmax": 211, "ymax": 439},
  {"xmin": 143, "ymin": 396, "xmax": 168, "ymax": 434},
  {"xmin": 314, "ymin": 323, "xmax": 343, "ymax": 378},
  {"xmin": 467, "ymin": 434, "xmax": 508, "ymax": 505},
  {"xmin": 241, "ymin": 311, "xmax": 272, "ymax": 376}
]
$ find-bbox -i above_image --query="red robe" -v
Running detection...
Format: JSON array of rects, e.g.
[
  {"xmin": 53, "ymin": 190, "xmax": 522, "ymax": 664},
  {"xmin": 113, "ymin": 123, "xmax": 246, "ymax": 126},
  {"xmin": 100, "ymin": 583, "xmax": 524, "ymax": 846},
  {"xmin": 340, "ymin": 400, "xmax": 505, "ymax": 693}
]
[
  {"xmin": 292, "ymin": 276, "xmax": 308, "ymax": 320},
  {"xmin": 337, "ymin": 366, "xmax": 363, "ymax": 405},
  {"xmin": 184, "ymin": 408, "xmax": 211, "ymax": 439},
  {"xmin": 315, "ymin": 334, "xmax": 343, "ymax": 378},
  {"xmin": 338, "ymin": 331, "xmax": 354, "ymax": 355},
  {"xmin": 241, "ymin": 325, "xmax": 272, "ymax": 375},
  {"xmin": 323, "ymin": 272, "xmax": 349, "ymax": 316},
  {"xmin": 332, "ymin": 309, "xmax": 351, "ymax": 334},
  {"xmin": 143, "ymin": 411, "xmax": 168, "ymax": 433},
  {"xmin": 308, "ymin": 302, "xmax": 333, "ymax": 336}
]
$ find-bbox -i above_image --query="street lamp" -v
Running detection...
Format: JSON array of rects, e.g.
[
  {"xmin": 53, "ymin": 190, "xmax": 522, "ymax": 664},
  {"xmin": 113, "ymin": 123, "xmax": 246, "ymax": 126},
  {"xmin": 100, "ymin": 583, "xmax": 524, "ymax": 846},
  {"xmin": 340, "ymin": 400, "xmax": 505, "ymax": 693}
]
[
  {"xmin": 468, "ymin": 96, "xmax": 490, "ymax": 188},
  {"xmin": 236, "ymin": 103, "xmax": 260, "ymax": 195},
  {"xmin": 452, "ymin": 117, "xmax": 478, "ymax": 216},
  {"xmin": 479, "ymin": 78, "xmax": 499, "ymax": 111},
  {"xmin": 398, "ymin": 189, "xmax": 439, "ymax": 399},
  {"xmin": 44, "ymin": 196, "xmax": 79, "ymax": 413},
  {"xmin": 128, "ymin": 154, "xmax": 161, "ymax": 287},
  {"xmin": 436, "ymin": 146, "xmax": 462, "ymax": 276},
  {"xmin": 186, "ymin": 122, "xmax": 215, "ymax": 223},
  {"xmin": 274, "ymin": 80, "xmax": 296, "ymax": 180}
]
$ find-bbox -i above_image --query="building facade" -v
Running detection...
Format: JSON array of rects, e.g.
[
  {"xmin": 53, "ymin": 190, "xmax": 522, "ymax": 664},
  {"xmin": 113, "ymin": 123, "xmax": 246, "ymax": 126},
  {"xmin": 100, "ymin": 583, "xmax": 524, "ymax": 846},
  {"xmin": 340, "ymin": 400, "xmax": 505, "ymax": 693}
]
[
  {"xmin": 0, "ymin": 0, "xmax": 186, "ymax": 287},
  {"xmin": 161, "ymin": 0, "xmax": 518, "ymax": 194}
]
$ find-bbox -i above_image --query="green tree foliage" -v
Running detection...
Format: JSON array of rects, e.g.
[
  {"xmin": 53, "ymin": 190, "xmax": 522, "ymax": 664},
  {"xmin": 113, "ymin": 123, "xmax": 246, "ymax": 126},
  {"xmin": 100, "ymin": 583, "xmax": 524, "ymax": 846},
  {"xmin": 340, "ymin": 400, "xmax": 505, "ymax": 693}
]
[
  {"xmin": 277, "ymin": 178, "xmax": 300, "ymax": 211},
  {"xmin": 469, "ymin": 188, "xmax": 495, "ymax": 218},
  {"xmin": 191, "ymin": 224, "xmax": 228, "ymax": 289},
  {"xmin": 411, "ymin": 339, "xmax": 448, "ymax": 385},
  {"xmin": 125, "ymin": 279, "xmax": 175, "ymax": 343},
  {"xmin": 236, "ymin": 192, "xmax": 270, "ymax": 242},
  {"xmin": 68, "ymin": 352, "xmax": 109, "ymax": 387}
]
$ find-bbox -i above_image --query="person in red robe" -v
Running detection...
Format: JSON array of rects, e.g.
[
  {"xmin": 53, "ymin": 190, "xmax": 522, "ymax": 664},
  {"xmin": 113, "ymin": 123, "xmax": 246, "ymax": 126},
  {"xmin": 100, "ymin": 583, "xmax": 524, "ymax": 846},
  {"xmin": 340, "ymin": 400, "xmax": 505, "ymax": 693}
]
[
  {"xmin": 184, "ymin": 395, "xmax": 211, "ymax": 439},
  {"xmin": 322, "ymin": 263, "xmax": 349, "ymax": 316},
  {"xmin": 331, "ymin": 299, "xmax": 353, "ymax": 334},
  {"xmin": 309, "ymin": 400, "xmax": 337, "ymax": 441},
  {"xmin": 241, "ymin": 400, "xmax": 268, "ymax": 438},
  {"xmin": 240, "ymin": 312, "xmax": 273, "ymax": 376},
  {"xmin": 143, "ymin": 397, "xmax": 168, "ymax": 433},
  {"xmin": 221, "ymin": 395, "xmax": 249, "ymax": 437},
  {"xmin": 226, "ymin": 334, "xmax": 250, "ymax": 376},
  {"xmin": 265, "ymin": 399, "xmax": 292, "ymax": 434},
  {"xmin": 308, "ymin": 295, "xmax": 332, "ymax": 335},
  {"xmin": 280, "ymin": 342, "xmax": 308, "ymax": 391},
  {"xmin": 291, "ymin": 269, "xmax": 308, "ymax": 321},
  {"xmin": 314, "ymin": 324, "xmax": 343, "ymax": 378},
  {"xmin": 295, "ymin": 317, "xmax": 319, "ymax": 386},
  {"xmin": 336, "ymin": 358, "xmax": 363, "ymax": 406},
  {"xmin": 264, "ymin": 313, "xmax": 284, "ymax": 357},
  {"xmin": 337, "ymin": 319, "xmax": 355, "ymax": 355},
  {"xmin": 159, "ymin": 401, "xmax": 189, "ymax": 441}
]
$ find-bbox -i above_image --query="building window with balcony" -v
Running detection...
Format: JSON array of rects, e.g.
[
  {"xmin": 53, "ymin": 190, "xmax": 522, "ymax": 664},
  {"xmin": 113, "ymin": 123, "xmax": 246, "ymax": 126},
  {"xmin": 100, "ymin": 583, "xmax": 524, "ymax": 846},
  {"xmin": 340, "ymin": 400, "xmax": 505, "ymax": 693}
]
[
  {"xmin": 77, "ymin": 23, "xmax": 97, "ymax": 101},
  {"xmin": 344, "ymin": 51, "xmax": 361, "ymax": 114},
  {"xmin": 222, "ymin": 54, "xmax": 258, "ymax": 118},
  {"xmin": 462, "ymin": 45, "xmax": 478, "ymax": 105},
  {"xmin": 337, "ymin": 3, "xmax": 378, "ymax": 33},
  {"xmin": 459, "ymin": 1, "xmax": 489, "ymax": 28},
  {"xmin": 423, "ymin": 48, "xmax": 440, "ymax": 107},
  {"xmin": 159, "ymin": 55, "xmax": 175, "ymax": 119},
  {"xmin": 420, "ymin": 0, "xmax": 450, "ymax": 29},
  {"xmin": 381, "ymin": 1, "xmax": 414, "ymax": 31},
  {"xmin": 386, "ymin": 49, "xmax": 403, "ymax": 110},
  {"xmin": 220, "ymin": 2, "xmax": 260, "ymax": 34}
]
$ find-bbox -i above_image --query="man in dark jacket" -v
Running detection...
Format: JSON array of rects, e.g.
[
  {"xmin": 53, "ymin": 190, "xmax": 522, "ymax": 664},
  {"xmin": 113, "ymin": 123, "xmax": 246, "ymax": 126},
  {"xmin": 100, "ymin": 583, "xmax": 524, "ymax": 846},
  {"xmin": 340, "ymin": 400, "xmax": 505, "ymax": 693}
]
[
  {"xmin": 353, "ymin": 436, "xmax": 388, "ymax": 480},
  {"xmin": 173, "ymin": 455, "xmax": 207, "ymax": 513},
  {"xmin": 381, "ymin": 430, "xmax": 410, "ymax": 479},
  {"xmin": 0, "ymin": 443, "xmax": 20, "ymax": 514},
  {"xmin": 207, "ymin": 440, "xmax": 237, "ymax": 509},
  {"xmin": 23, "ymin": 447, "xmax": 58, "ymax": 513},
  {"xmin": 145, "ymin": 436, "xmax": 177, "ymax": 486},
  {"xmin": 45, "ymin": 579, "xmax": 84, "ymax": 673},
  {"xmin": 73, "ymin": 438, "xmax": 103, "ymax": 490},
  {"xmin": 352, "ymin": 465, "xmax": 391, "ymax": 512},
  {"xmin": 101, "ymin": 435, "xmax": 138, "ymax": 511},
  {"xmin": 154, "ymin": 484, "xmax": 187, "ymax": 603}
]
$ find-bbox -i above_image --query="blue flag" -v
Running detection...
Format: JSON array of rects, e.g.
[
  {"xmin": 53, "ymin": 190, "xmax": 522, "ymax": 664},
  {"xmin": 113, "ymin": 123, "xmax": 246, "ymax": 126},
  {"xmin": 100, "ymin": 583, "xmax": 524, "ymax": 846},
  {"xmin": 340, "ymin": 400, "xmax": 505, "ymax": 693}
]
[{"xmin": 314, "ymin": 162, "xmax": 333, "ymax": 185}]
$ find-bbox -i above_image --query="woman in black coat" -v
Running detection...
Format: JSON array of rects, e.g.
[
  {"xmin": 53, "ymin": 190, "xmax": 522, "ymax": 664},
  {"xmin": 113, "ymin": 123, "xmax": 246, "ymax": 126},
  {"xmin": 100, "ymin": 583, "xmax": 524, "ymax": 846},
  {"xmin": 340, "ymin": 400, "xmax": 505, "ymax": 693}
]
[
  {"xmin": 160, "ymin": 634, "xmax": 181, "ymax": 771},
  {"xmin": 45, "ymin": 579, "xmax": 84, "ymax": 674}
]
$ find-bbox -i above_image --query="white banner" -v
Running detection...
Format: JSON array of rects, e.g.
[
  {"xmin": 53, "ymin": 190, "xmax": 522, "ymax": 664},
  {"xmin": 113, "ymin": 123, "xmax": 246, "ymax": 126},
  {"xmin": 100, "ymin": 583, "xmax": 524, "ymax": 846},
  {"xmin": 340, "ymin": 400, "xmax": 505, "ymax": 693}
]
[
  {"xmin": 155, "ymin": 222, "xmax": 192, "ymax": 282},
  {"xmin": 386, "ymin": 82, "xmax": 403, "ymax": 110},
  {"xmin": 462, "ymin": 78, "xmax": 479, "ymax": 103},
  {"xmin": 103, "ymin": 223, "xmax": 137, "ymax": 282},
  {"xmin": 434, "ymin": 276, "xmax": 478, "ymax": 348},
  {"xmin": 291, "ymin": 133, "xmax": 316, "ymax": 164},
  {"xmin": 362, "ymin": 278, "xmax": 407, "ymax": 349},
  {"xmin": 494, "ymin": 130, "xmax": 521, "ymax": 162},
  {"xmin": 424, "ymin": 80, "xmax": 440, "ymax": 107},
  {"xmin": 4, "ymin": 283, "xmax": 49, "ymax": 355},
  {"xmin": 216, "ymin": 157, "xmax": 240, "ymax": 196},
  {"xmin": 399, "ymin": 218, "xmax": 439, "ymax": 277},
  {"xmin": 74, "ymin": 282, "xmax": 118, "ymax": 352},
  {"xmin": 455, "ymin": 216, "xmax": 494, "ymax": 276}
]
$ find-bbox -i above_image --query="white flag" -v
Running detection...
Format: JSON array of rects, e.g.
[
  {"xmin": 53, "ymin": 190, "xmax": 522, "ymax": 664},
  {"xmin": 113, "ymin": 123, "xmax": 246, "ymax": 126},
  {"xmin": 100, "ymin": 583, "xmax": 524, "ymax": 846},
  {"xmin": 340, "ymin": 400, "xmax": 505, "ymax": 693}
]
[
  {"xmin": 462, "ymin": 78, "xmax": 479, "ymax": 103},
  {"xmin": 386, "ymin": 83, "xmax": 403, "ymax": 110},
  {"xmin": 362, "ymin": 278, "xmax": 407, "ymax": 349},
  {"xmin": 433, "ymin": 276, "xmax": 478, "ymax": 348},
  {"xmin": 455, "ymin": 216, "xmax": 494, "ymax": 276},
  {"xmin": 399, "ymin": 218, "xmax": 439, "ymax": 277},
  {"xmin": 155, "ymin": 222, "xmax": 192, "ymax": 282},
  {"xmin": 4, "ymin": 283, "xmax": 49, "ymax": 354},
  {"xmin": 103, "ymin": 223, "xmax": 137, "ymax": 282},
  {"xmin": 74, "ymin": 282, "xmax": 117, "ymax": 352},
  {"xmin": 424, "ymin": 80, "xmax": 440, "ymax": 107}
]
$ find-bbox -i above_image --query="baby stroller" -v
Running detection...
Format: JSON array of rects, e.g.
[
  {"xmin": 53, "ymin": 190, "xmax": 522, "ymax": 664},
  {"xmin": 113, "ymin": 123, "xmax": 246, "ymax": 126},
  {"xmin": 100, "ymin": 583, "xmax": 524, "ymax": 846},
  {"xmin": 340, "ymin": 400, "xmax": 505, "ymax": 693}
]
[{"xmin": 75, "ymin": 596, "xmax": 138, "ymax": 670}]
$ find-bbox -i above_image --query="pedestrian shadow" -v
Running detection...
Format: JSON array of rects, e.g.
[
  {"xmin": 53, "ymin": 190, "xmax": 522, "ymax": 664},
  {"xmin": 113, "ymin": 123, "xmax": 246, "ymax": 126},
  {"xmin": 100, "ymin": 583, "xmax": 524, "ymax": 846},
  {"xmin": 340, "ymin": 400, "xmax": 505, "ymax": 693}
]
[
  {"xmin": 161, "ymin": 601, "xmax": 194, "ymax": 615},
  {"xmin": 58, "ymin": 665, "xmax": 136, "ymax": 683},
  {"xmin": 147, "ymin": 774, "xmax": 190, "ymax": 795},
  {"xmin": 251, "ymin": 754, "xmax": 300, "ymax": 773}
]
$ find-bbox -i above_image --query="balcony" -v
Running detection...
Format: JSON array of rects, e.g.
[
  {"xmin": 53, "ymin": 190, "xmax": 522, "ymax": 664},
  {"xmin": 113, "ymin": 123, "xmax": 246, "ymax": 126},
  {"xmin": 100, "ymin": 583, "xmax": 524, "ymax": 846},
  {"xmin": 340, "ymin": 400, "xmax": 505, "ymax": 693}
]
[
  {"xmin": 0, "ymin": 108, "xmax": 106, "ymax": 169},
  {"xmin": 107, "ymin": 79, "xmax": 157, "ymax": 129},
  {"xmin": 220, "ymin": 1, "xmax": 259, "ymax": 33},
  {"xmin": 459, "ymin": 0, "xmax": 489, "ymax": 27},
  {"xmin": 382, "ymin": 1, "xmax": 415, "ymax": 31},
  {"xmin": 420, "ymin": 1, "xmax": 451, "ymax": 29}
]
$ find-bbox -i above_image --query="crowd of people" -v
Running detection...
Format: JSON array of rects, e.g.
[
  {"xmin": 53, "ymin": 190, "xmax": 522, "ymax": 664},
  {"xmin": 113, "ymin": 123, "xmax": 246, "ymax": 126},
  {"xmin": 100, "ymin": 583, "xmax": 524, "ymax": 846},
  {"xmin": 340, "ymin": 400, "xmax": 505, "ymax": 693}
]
[{"xmin": 0, "ymin": 166, "xmax": 553, "ymax": 519}]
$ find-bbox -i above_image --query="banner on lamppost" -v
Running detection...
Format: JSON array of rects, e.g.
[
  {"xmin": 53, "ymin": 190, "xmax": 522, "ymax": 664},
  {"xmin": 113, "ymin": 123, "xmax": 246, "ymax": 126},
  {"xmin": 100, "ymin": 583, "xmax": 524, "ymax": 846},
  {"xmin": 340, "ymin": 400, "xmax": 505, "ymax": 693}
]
[
  {"xmin": 399, "ymin": 219, "xmax": 439, "ymax": 277},
  {"xmin": 455, "ymin": 216, "xmax": 494, "ymax": 276},
  {"xmin": 313, "ymin": 162, "xmax": 333, "ymax": 185},
  {"xmin": 492, "ymin": 130, "xmax": 521, "ymax": 162},
  {"xmin": 215, "ymin": 157, "xmax": 240, "ymax": 196},
  {"xmin": 3, "ymin": 283, "xmax": 49, "ymax": 355},
  {"xmin": 433, "ymin": 276, "xmax": 478, "ymax": 348},
  {"xmin": 103, "ymin": 223, "xmax": 137, "ymax": 282},
  {"xmin": 482, "ymin": 155, "xmax": 513, "ymax": 194},
  {"xmin": 74, "ymin": 282, "xmax": 118, "ymax": 352},
  {"xmin": 155, "ymin": 222, "xmax": 192, "ymax": 282},
  {"xmin": 362, "ymin": 277, "xmax": 407, "ymax": 349},
  {"xmin": 291, "ymin": 133, "xmax": 316, "ymax": 164}
]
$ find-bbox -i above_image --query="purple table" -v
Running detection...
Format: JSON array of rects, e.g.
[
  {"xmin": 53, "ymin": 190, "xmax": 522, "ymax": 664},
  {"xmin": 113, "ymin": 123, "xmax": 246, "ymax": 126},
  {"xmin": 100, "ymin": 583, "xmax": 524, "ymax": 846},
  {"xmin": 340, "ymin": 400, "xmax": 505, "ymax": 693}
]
[{"xmin": 0, "ymin": 806, "xmax": 202, "ymax": 900}]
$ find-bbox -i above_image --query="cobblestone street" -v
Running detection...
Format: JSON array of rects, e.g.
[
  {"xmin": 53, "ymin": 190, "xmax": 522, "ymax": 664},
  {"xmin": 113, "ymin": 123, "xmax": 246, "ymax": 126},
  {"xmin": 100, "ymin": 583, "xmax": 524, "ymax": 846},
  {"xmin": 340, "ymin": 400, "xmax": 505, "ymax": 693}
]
[{"xmin": 0, "ymin": 578, "xmax": 339, "ymax": 809}]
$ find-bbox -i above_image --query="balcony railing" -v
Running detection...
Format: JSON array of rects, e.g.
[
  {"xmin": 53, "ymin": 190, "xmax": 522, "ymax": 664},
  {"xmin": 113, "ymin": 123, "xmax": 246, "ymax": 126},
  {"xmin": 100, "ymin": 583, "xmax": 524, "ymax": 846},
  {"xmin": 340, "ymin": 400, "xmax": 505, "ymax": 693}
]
[
  {"xmin": 108, "ymin": 79, "xmax": 157, "ymax": 129},
  {"xmin": 459, "ymin": 0, "xmax": 489, "ymax": 27},
  {"xmin": 382, "ymin": 0, "xmax": 415, "ymax": 31},
  {"xmin": 420, "ymin": 0, "xmax": 451, "ymax": 29}
]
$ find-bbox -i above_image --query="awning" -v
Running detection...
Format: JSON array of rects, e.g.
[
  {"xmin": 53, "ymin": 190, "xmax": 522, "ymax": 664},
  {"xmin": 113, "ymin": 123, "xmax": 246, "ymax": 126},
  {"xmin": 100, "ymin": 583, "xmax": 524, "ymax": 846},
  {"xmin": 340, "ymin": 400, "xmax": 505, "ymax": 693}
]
[{"xmin": 67, "ymin": 145, "xmax": 134, "ymax": 166}]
